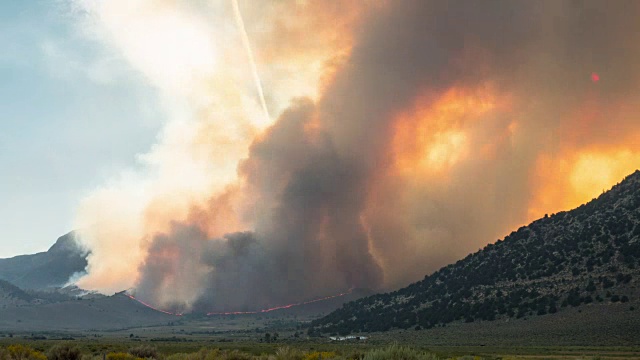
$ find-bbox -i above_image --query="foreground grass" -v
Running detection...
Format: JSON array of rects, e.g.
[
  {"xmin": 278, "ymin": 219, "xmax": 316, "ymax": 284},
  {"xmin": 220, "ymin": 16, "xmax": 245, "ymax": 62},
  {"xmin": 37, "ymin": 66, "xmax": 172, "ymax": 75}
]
[
  {"xmin": 0, "ymin": 344, "xmax": 479, "ymax": 360},
  {"xmin": 0, "ymin": 342, "xmax": 637, "ymax": 360}
]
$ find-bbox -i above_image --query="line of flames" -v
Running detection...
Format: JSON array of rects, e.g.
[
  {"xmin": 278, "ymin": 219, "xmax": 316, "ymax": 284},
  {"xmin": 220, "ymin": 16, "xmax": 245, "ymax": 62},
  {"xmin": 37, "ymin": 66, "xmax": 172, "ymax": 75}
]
[
  {"xmin": 123, "ymin": 288, "xmax": 354, "ymax": 317},
  {"xmin": 125, "ymin": 293, "xmax": 184, "ymax": 316},
  {"xmin": 207, "ymin": 288, "xmax": 355, "ymax": 316}
]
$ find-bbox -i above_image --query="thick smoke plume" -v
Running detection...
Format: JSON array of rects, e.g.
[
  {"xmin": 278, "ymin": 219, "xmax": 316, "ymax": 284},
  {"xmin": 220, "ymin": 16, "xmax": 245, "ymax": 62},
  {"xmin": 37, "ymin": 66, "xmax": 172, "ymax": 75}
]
[{"xmin": 72, "ymin": 0, "xmax": 640, "ymax": 312}]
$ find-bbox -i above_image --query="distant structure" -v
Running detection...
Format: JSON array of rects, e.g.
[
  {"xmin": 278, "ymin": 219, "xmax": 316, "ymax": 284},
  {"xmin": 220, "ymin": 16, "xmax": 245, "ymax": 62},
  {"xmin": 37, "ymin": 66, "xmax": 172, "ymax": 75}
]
[{"xmin": 329, "ymin": 335, "xmax": 368, "ymax": 341}]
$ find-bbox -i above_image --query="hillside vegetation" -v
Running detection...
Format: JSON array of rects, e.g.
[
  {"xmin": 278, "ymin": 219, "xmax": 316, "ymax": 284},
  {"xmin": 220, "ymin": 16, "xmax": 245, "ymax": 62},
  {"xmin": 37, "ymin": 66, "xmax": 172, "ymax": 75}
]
[
  {"xmin": 0, "ymin": 293, "xmax": 175, "ymax": 331},
  {"xmin": 309, "ymin": 171, "xmax": 640, "ymax": 335},
  {"xmin": 0, "ymin": 280, "xmax": 35, "ymax": 308}
]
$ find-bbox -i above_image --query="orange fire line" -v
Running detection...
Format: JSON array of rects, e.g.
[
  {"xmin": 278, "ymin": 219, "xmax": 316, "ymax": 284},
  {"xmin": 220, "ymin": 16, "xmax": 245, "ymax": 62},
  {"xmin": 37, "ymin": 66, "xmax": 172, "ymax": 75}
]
[
  {"xmin": 206, "ymin": 288, "xmax": 354, "ymax": 316},
  {"xmin": 124, "ymin": 293, "xmax": 183, "ymax": 316},
  {"xmin": 123, "ymin": 288, "xmax": 354, "ymax": 317}
]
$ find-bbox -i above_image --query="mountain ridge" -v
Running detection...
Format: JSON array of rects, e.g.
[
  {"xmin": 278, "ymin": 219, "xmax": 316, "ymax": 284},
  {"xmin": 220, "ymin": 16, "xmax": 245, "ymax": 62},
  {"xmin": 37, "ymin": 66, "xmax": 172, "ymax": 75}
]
[{"xmin": 0, "ymin": 231, "xmax": 88, "ymax": 290}]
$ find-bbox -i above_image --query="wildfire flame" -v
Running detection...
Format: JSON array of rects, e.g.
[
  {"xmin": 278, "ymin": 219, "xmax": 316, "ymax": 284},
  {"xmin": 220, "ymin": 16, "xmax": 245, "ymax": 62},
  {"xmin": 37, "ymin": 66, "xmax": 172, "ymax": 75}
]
[
  {"xmin": 207, "ymin": 288, "xmax": 354, "ymax": 316},
  {"xmin": 391, "ymin": 85, "xmax": 507, "ymax": 177},
  {"xmin": 124, "ymin": 288, "xmax": 354, "ymax": 316},
  {"xmin": 125, "ymin": 293, "xmax": 184, "ymax": 316}
]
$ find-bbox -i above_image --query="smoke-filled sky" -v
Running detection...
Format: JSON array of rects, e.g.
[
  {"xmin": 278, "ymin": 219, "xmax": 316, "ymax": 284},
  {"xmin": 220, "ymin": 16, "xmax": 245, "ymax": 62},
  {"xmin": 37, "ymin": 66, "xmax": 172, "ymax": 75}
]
[{"xmin": 2, "ymin": 0, "xmax": 640, "ymax": 312}]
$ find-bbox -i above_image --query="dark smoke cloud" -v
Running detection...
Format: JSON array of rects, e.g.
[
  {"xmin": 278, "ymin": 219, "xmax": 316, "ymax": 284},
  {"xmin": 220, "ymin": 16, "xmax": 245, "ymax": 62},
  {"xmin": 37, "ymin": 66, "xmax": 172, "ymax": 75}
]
[
  {"xmin": 137, "ymin": 100, "xmax": 383, "ymax": 311},
  {"xmin": 135, "ymin": 0, "xmax": 640, "ymax": 311}
]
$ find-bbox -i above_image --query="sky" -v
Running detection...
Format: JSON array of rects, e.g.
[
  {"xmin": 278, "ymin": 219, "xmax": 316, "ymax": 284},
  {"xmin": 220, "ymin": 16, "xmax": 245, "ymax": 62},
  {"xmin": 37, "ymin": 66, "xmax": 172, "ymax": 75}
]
[
  {"xmin": 0, "ymin": 0, "xmax": 163, "ymax": 257},
  {"xmin": 2, "ymin": 0, "xmax": 640, "ymax": 313}
]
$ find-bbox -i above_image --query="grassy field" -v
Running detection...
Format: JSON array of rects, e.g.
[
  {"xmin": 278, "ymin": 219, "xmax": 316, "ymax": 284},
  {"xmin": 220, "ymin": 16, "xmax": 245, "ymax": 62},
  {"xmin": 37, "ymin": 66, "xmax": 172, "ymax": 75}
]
[
  {"xmin": 0, "ymin": 338, "xmax": 639, "ymax": 360},
  {"xmin": 0, "ymin": 302, "xmax": 639, "ymax": 360}
]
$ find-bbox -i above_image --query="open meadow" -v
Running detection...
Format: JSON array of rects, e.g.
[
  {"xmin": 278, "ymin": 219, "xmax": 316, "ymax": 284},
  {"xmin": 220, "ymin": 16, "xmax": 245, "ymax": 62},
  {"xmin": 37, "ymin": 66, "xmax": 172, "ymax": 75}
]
[
  {"xmin": 1, "ymin": 305, "xmax": 640, "ymax": 360},
  {"xmin": 1, "ymin": 338, "xmax": 640, "ymax": 360}
]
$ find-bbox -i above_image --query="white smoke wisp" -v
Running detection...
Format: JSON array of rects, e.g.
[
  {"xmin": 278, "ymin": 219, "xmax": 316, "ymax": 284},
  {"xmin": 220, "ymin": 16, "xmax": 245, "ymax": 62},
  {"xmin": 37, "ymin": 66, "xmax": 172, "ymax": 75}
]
[
  {"xmin": 232, "ymin": 0, "xmax": 270, "ymax": 126},
  {"xmin": 69, "ymin": 0, "xmax": 265, "ymax": 297}
]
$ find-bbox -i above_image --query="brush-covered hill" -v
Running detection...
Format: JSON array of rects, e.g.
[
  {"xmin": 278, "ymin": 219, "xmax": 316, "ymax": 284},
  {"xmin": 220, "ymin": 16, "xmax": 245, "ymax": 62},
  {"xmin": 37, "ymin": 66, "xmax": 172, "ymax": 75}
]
[
  {"xmin": 0, "ymin": 279, "xmax": 37, "ymax": 308},
  {"xmin": 0, "ymin": 292, "xmax": 176, "ymax": 331},
  {"xmin": 0, "ymin": 279, "xmax": 82, "ymax": 309},
  {"xmin": 0, "ymin": 232, "xmax": 88, "ymax": 290},
  {"xmin": 309, "ymin": 170, "xmax": 640, "ymax": 335}
]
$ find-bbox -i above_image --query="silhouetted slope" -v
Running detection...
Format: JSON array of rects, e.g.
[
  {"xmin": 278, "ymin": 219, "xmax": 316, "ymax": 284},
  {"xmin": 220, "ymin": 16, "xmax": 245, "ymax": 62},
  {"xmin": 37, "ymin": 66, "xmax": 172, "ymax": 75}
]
[
  {"xmin": 0, "ymin": 293, "xmax": 176, "ymax": 331},
  {"xmin": 0, "ymin": 232, "xmax": 88, "ymax": 290},
  {"xmin": 309, "ymin": 170, "xmax": 640, "ymax": 335},
  {"xmin": 0, "ymin": 279, "xmax": 36, "ymax": 307}
]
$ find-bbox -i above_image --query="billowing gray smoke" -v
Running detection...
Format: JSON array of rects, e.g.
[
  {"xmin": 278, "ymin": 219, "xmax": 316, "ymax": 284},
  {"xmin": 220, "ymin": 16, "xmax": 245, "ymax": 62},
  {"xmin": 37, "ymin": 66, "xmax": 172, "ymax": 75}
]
[
  {"xmin": 133, "ymin": 0, "xmax": 640, "ymax": 312},
  {"xmin": 136, "ymin": 100, "xmax": 384, "ymax": 312}
]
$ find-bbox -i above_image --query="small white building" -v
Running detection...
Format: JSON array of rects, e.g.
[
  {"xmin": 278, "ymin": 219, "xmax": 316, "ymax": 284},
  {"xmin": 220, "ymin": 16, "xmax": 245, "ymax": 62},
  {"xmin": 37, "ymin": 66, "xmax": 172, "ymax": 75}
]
[{"xmin": 329, "ymin": 335, "xmax": 368, "ymax": 341}]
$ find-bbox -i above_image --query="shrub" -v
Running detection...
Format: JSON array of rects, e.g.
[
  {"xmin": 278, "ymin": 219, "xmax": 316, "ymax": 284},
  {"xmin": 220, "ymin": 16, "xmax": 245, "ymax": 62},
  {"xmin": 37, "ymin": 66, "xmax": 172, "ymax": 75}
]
[
  {"xmin": 255, "ymin": 355, "xmax": 275, "ymax": 360},
  {"xmin": 128, "ymin": 347, "xmax": 157, "ymax": 360},
  {"xmin": 198, "ymin": 348, "xmax": 220, "ymax": 360},
  {"xmin": 47, "ymin": 345, "xmax": 82, "ymax": 360},
  {"xmin": 304, "ymin": 352, "xmax": 337, "ymax": 360},
  {"xmin": 7, "ymin": 345, "xmax": 46, "ymax": 360},
  {"xmin": 166, "ymin": 349, "xmax": 219, "ymax": 360},
  {"xmin": 219, "ymin": 350, "xmax": 252, "ymax": 360},
  {"xmin": 362, "ymin": 345, "xmax": 438, "ymax": 360},
  {"xmin": 80, "ymin": 355, "xmax": 101, "ymax": 360},
  {"xmin": 343, "ymin": 352, "xmax": 365, "ymax": 360},
  {"xmin": 275, "ymin": 348, "xmax": 303, "ymax": 360},
  {"xmin": 106, "ymin": 353, "xmax": 139, "ymax": 360}
]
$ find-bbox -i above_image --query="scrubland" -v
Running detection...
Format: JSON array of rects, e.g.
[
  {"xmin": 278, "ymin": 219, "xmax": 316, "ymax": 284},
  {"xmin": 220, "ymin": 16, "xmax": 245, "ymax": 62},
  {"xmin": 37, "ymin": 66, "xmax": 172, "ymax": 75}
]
[{"xmin": 1, "ymin": 341, "xmax": 639, "ymax": 360}]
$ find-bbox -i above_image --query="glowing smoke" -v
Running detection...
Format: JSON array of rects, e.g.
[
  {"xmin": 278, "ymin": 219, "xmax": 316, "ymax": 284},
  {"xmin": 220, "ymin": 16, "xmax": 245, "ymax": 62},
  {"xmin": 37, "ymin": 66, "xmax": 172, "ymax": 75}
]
[{"xmin": 71, "ymin": 0, "xmax": 640, "ymax": 312}]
